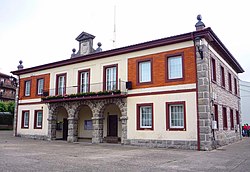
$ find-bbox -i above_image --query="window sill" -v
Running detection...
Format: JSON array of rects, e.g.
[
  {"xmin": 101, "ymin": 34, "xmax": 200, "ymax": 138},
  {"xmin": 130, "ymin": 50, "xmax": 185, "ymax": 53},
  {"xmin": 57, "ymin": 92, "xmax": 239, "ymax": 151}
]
[
  {"xmin": 166, "ymin": 128, "xmax": 186, "ymax": 131},
  {"xmin": 137, "ymin": 128, "xmax": 154, "ymax": 131}
]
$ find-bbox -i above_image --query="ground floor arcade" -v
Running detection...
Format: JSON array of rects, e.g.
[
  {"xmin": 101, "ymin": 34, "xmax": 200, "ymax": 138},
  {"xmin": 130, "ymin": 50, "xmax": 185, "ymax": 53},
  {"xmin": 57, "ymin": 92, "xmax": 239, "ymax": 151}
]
[{"xmin": 47, "ymin": 98, "xmax": 127, "ymax": 144}]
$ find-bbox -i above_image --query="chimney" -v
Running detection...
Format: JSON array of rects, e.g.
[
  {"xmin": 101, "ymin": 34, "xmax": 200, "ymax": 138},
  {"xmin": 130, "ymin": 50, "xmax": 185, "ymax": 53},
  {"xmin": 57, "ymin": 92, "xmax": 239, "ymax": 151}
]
[
  {"xmin": 17, "ymin": 60, "xmax": 23, "ymax": 70},
  {"xmin": 195, "ymin": 14, "xmax": 205, "ymax": 31}
]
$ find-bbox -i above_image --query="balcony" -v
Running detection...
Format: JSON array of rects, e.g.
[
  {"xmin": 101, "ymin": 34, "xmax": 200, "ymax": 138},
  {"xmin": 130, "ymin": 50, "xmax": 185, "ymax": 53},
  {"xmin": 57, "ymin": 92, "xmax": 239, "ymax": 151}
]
[
  {"xmin": 0, "ymin": 81, "xmax": 16, "ymax": 90},
  {"xmin": 42, "ymin": 81, "xmax": 127, "ymax": 103},
  {"xmin": 0, "ymin": 92, "xmax": 15, "ymax": 100}
]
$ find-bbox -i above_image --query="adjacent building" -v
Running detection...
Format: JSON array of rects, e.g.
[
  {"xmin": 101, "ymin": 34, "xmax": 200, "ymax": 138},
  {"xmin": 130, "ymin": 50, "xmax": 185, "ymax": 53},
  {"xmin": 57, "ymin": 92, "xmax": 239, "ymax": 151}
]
[
  {"xmin": 240, "ymin": 80, "xmax": 250, "ymax": 125},
  {"xmin": 0, "ymin": 72, "xmax": 16, "ymax": 101},
  {"xmin": 11, "ymin": 16, "xmax": 244, "ymax": 150}
]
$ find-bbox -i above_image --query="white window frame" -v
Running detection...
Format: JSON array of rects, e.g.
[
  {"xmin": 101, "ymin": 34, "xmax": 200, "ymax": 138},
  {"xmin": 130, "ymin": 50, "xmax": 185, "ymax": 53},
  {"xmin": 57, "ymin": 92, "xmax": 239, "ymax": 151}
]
[
  {"xmin": 168, "ymin": 56, "xmax": 183, "ymax": 80},
  {"xmin": 139, "ymin": 61, "xmax": 151, "ymax": 83},
  {"xmin": 80, "ymin": 71, "xmax": 89, "ymax": 93},
  {"xmin": 169, "ymin": 104, "xmax": 184, "ymax": 128},
  {"xmin": 140, "ymin": 105, "xmax": 152, "ymax": 129},
  {"xmin": 24, "ymin": 112, "xmax": 29, "ymax": 128},
  {"xmin": 36, "ymin": 111, "xmax": 43, "ymax": 128},
  {"xmin": 25, "ymin": 80, "xmax": 31, "ymax": 96},
  {"xmin": 106, "ymin": 66, "xmax": 117, "ymax": 91},
  {"xmin": 58, "ymin": 75, "xmax": 65, "ymax": 95},
  {"xmin": 37, "ymin": 78, "xmax": 44, "ymax": 95}
]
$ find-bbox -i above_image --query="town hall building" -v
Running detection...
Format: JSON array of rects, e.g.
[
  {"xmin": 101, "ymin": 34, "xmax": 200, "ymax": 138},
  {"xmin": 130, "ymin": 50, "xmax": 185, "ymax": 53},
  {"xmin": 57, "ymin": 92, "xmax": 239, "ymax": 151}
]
[{"xmin": 11, "ymin": 15, "xmax": 244, "ymax": 150}]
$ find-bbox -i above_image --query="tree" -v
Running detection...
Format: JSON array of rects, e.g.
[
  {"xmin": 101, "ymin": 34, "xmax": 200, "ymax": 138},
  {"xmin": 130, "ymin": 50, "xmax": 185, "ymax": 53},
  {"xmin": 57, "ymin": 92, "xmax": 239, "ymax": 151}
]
[
  {"xmin": 0, "ymin": 101, "xmax": 7, "ymax": 112},
  {"xmin": 0, "ymin": 101, "xmax": 15, "ymax": 114}
]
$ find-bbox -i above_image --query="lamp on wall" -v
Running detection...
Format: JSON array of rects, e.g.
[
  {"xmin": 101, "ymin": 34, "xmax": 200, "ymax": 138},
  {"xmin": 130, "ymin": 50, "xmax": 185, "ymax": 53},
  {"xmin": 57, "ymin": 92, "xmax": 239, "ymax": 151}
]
[{"xmin": 195, "ymin": 36, "xmax": 204, "ymax": 59}]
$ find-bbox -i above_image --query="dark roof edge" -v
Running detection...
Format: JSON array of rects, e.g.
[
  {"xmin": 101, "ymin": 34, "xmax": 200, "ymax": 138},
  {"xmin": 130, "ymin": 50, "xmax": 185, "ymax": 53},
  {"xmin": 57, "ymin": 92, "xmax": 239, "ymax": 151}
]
[
  {"xmin": 11, "ymin": 27, "xmax": 244, "ymax": 75},
  {"xmin": 11, "ymin": 32, "xmax": 193, "ymax": 75},
  {"xmin": 193, "ymin": 27, "xmax": 244, "ymax": 73},
  {"xmin": 0, "ymin": 72, "xmax": 12, "ymax": 78}
]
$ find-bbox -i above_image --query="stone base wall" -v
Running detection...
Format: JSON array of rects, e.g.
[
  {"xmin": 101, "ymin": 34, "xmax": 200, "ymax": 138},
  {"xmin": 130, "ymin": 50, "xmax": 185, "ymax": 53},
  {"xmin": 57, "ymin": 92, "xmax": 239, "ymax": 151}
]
[
  {"xmin": 124, "ymin": 139, "xmax": 197, "ymax": 150},
  {"xmin": 214, "ymin": 130, "xmax": 241, "ymax": 147},
  {"xmin": 17, "ymin": 134, "xmax": 48, "ymax": 140}
]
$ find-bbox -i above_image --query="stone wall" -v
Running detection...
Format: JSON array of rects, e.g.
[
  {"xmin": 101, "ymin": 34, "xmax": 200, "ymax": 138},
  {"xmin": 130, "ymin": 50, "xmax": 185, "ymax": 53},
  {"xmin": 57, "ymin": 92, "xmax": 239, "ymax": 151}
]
[
  {"xmin": 196, "ymin": 39, "xmax": 241, "ymax": 150},
  {"xmin": 124, "ymin": 139, "xmax": 197, "ymax": 150}
]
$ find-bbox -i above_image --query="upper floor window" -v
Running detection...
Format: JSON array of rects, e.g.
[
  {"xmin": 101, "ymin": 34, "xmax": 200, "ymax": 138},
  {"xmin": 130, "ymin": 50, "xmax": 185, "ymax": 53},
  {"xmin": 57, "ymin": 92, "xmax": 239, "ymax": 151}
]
[
  {"xmin": 211, "ymin": 58, "xmax": 216, "ymax": 82},
  {"xmin": 104, "ymin": 64, "xmax": 117, "ymax": 91},
  {"xmin": 56, "ymin": 73, "xmax": 66, "ymax": 95},
  {"xmin": 222, "ymin": 107, "xmax": 227, "ymax": 130},
  {"xmin": 220, "ymin": 66, "xmax": 225, "ymax": 87},
  {"xmin": 34, "ymin": 110, "xmax": 43, "ymax": 129},
  {"xmin": 167, "ymin": 55, "xmax": 183, "ymax": 80},
  {"xmin": 166, "ymin": 101, "xmax": 186, "ymax": 130},
  {"xmin": 78, "ymin": 69, "xmax": 90, "ymax": 93},
  {"xmin": 234, "ymin": 78, "xmax": 238, "ymax": 95},
  {"xmin": 37, "ymin": 78, "xmax": 44, "ymax": 95},
  {"xmin": 21, "ymin": 111, "xmax": 29, "ymax": 128},
  {"xmin": 230, "ymin": 109, "xmax": 234, "ymax": 130},
  {"xmin": 228, "ymin": 73, "xmax": 232, "ymax": 92},
  {"xmin": 138, "ymin": 60, "xmax": 152, "ymax": 84},
  {"xmin": 24, "ymin": 80, "xmax": 31, "ymax": 96},
  {"xmin": 137, "ymin": 103, "xmax": 153, "ymax": 130},
  {"xmin": 236, "ymin": 110, "xmax": 240, "ymax": 125},
  {"xmin": 214, "ymin": 104, "xmax": 219, "ymax": 129}
]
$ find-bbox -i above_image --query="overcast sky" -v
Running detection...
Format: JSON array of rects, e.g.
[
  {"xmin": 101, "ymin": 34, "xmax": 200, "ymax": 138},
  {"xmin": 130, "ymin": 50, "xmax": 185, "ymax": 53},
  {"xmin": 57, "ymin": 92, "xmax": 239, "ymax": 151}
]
[{"xmin": 0, "ymin": 0, "xmax": 249, "ymax": 81}]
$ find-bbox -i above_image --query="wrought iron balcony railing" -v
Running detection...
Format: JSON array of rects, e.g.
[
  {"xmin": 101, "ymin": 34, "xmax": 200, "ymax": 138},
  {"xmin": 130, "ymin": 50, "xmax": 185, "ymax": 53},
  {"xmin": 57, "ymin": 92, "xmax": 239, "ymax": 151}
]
[{"xmin": 41, "ymin": 81, "xmax": 127, "ymax": 101}]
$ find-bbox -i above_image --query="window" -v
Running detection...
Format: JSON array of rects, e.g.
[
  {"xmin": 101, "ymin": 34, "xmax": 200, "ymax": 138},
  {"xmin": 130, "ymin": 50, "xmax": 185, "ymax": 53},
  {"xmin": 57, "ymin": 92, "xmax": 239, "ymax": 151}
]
[
  {"xmin": 84, "ymin": 120, "xmax": 92, "ymax": 130},
  {"xmin": 167, "ymin": 55, "xmax": 183, "ymax": 80},
  {"xmin": 137, "ymin": 103, "xmax": 153, "ymax": 130},
  {"xmin": 78, "ymin": 69, "xmax": 90, "ymax": 93},
  {"xmin": 56, "ymin": 73, "xmax": 66, "ymax": 95},
  {"xmin": 21, "ymin": 111, "xmax": 29, "ymax": 128},
  {"xmin": 104, "ymin": 64, "xmax": 117, "ymax": 91},
  {"xmin": 222, "ymin": 107, "xmax": 227, "ymax": 130},
  {"xmin": 234, "ymin": 78, "xmax": 238, "ymax": 95},
  {"xmin": 166, "ymin": 101, "xmax": 186, "ymax": 130},
  {"xmin": 214, "ymin": 104, "xmax": 219, "ymax": 129},
  {"xmin": 37, "ymin": 78, "xmax": 44, "ymax": 95},
  {"xmin": 138, "ymin": 60, "xmax": 152, "ymax": 83},
  {"xmin": 230, "ymin": 109, "xmax": 234, "ymax": 130},
  {"xmin": 228, "ymin": 73, "xmax": 232, "ymax": 92},
  {"xmin": 24, "ymin": 80, "xmax": 31, "ymax": 96},
  {"xmin": 34, "ymin": 110, "xmax": 43, "ymax": 129},
  {"xmin": 236, "ymin": 110, "xmax": 240, "ymax": 125},
  {"xmin": 211, "ymin": 58, "xmax": 216, "ymax": 82},
  {"xmin": 220, "ymin": 66, "xmax": 225, "ymax": 87}
]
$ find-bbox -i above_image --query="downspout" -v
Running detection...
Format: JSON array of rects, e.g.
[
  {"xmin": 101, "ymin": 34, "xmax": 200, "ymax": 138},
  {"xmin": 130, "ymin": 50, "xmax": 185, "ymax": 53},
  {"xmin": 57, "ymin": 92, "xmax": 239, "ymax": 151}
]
[{"xmin": 192, "ymin": 32, "xmax": 200, "ymax": 151}]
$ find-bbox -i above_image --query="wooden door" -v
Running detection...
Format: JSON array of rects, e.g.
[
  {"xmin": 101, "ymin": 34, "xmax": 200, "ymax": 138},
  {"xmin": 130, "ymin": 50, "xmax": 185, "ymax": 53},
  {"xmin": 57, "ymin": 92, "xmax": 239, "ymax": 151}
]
[{"xmin": 108, "ymin": 115, "xmax": 118, "ymax": 137}]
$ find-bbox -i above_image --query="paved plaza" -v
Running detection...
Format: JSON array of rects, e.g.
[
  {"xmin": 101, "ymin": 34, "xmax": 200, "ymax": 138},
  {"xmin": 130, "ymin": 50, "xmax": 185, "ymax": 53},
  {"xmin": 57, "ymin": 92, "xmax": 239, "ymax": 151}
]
[{"xmin": 0, "ymin": 131, "xmax": 250, "ymax": 172}]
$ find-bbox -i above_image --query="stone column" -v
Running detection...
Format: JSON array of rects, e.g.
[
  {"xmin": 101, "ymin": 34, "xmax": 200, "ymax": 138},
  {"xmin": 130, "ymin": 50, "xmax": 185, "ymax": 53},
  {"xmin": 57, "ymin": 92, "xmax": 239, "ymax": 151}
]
[
  {"xmin": 92, "ymin": 116, "xmax": 104, "ymax": 143},
  {"xmin": 196, "ymin": 39, "xmax": 213, "ymax": 150},
  {"xmin": 120, "ymin": 116, "xmax": 128, "ymax": 144},
  {"xmin": 47, "ymin": 109, "xmax": 56, "ymax": 140},
  {"xmin": 67, "ymin": 117, "xmax": 78, "ymax": 142}
]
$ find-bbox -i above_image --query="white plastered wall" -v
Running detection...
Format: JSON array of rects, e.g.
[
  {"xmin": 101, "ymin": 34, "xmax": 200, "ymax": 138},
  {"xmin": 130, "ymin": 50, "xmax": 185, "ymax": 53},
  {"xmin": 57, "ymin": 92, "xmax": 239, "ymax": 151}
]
[
  {"xmin": 78, "ymin": 106, "xmax": 92, "ymax": 138},
  {"xmin": 17, "ymin": 41, "xmax": 195, "ymax": 138},
  {"xmin": 103, "ymin": 104, "xmax": 122, "ymax": 138},
  {"xmin": 19, "ymin": 41, "xmax": 194, "ymax": 91},
  {"xmin": 17, "ymin": 103, "xmax": 48, "ymax": 136},
  {"xmin": 127, "ymin": 91, "xmax": 197, "ymax": 141}
]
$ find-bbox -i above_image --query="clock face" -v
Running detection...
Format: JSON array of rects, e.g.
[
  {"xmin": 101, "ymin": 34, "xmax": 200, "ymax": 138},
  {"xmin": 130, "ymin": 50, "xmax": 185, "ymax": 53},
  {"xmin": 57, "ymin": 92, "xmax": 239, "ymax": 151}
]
[{"xmin": 81, "ymin": 41, "xmax": 90, "ymax": 55}]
